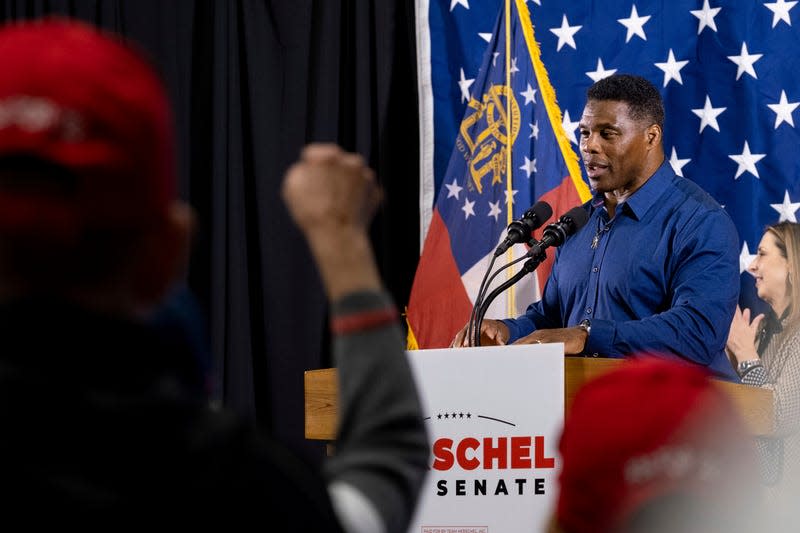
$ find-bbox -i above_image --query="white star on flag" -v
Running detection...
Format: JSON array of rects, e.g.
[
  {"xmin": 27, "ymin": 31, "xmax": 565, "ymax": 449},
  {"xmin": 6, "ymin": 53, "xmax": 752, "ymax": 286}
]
[
  {"xmin": 458, "ymin": 68, "xmax": 474, "ymax": 103},
  {"xmin": 739, "ymin": 242, "xmax": 757, "ymax": 274},
  {"xmin": 690, "ymin": 0, "xmax": 721, "ymax": 34},
  {"xmin": 692, "ymin": 95, "xmax": 726, "ymax": 133},
  {"xmin": 520, "ymin": 156, "xmax": 537, "ymax": 178},
  {"xmin": 445, "ymin": 178, "xmax": 463, "ymax": 199},
  {"xmin": 692, "ymin": 95, "xmax": 727, "ymax": 133},
  {"xmin": 655, "ymin": 49, "xmax": 689, "ymax": 87},
  {"xmin": 729, "ymin": 141, "xmax": 766, "ymax": 179},
  {"xmin": 727, "ymin": 42, "xmax": 763, "ymax": 80},
  {"xmin": 510, "ymin": 57, "xmax": 519, "ymax": 74},
  {"xmin": 668, "ymin": 147, "xmax": 691, "ymax": 177},
  {"xmin": 770, "ymin": 190, "xmax": 800, "ymax": 222},
  {"xmin": 562, "ymin": 109, "xmax": 580, "ymax": 144},
  {"xmin": 764, "ymin": 0, "xmax": 797, "ymax": 27},
  {"xmin": 767, "ymin": 90, "xmax": 799, "ymax": 128},
  {"xmin": 550, "ymin": 14, "xmax": 582, "ymax": 51},
  {"xmin": 478, "ymin": 33, "xmax": 492, "ymax": 42},
  {"xmin": 450, "ymin": 0, "xmax": 469, "ymax": 12},
  {"xmin": 618, "ymin": 4, "xmax": 651, "ymax": 42},
  {"xmin": 461, "ymin": 197, "xmax": 476, "ymax": 219},
  {"xmin": 503, "ymin": 189, "xmax": 518, "ymax": 206},
  {"xmin": 586, "ymin": 58, "xmax": 617, "ymax": 82},
  {"xmin": 529, "ymin": 121, "xmax": 539, "ymax": 139},
  {"xmin": 488, "ymin": 200, "xmax": 502, "ymax": 222},
  {"xmin": 521, "ymin": 83, "xmax": 537, "ymax": 105}
]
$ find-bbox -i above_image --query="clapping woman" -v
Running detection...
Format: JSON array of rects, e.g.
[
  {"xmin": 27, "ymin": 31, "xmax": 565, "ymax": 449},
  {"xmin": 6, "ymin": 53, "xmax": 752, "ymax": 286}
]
[{"xmin": 726, "ymin": 221, "xmax": 800, "ymax": 511}]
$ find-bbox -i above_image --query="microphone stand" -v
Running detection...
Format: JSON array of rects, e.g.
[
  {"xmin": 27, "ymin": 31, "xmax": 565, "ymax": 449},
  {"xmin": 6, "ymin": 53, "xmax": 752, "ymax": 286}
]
[{"xmin": 472, "ymin": 248, "xmax": 547, "ymax": 347}]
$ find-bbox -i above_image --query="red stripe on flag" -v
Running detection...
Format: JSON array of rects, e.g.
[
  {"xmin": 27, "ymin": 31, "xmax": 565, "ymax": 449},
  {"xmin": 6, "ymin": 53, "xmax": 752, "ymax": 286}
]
[{"xmin": 407, "ymin": 209, "xmax": 473, "ymax": 348}]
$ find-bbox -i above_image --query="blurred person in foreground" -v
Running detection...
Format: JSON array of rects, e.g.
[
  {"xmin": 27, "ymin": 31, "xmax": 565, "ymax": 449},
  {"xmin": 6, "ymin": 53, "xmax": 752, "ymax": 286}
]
[
  {"xmin": 0, "ymin": 17, "xmax": 428, "ymax": 531},
  {"xmin": 726, "ymin": 221, "xmax": 800, "ymax": 521},
  {"xmin": 547, "ymin": 357, "xmax": 760, "ymax": 533}
]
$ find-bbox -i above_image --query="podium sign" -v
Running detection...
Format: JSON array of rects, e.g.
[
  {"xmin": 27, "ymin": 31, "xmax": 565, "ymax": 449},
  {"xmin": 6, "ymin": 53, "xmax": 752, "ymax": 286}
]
[{"xmin": 405, "ymin": 343, "xmax": 564, "ymax": 533}]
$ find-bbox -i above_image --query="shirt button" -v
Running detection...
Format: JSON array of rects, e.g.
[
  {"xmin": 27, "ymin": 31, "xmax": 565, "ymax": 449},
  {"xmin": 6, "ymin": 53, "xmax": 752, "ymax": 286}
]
[
  {"xmin": 591, "ymin": 353, "xmax": 599, "ymax": 358},
  {"xmin": 585, "ymin": 307, "xmax": 592, "ymax": 314},
  {"xmin": 592, "ymin": 266, "xmax": 599, "ymax": 273}
]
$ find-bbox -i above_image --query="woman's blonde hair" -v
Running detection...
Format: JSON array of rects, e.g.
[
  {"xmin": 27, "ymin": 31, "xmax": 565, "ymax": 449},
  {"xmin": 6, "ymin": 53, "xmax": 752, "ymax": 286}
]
[{"xmin": 765, "ymin": 221, "xmax": 800, "ymax": 323}]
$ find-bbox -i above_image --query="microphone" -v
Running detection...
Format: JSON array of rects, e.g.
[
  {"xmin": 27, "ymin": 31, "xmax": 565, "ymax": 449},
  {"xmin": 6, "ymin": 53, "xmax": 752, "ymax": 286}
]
[
  {"xmin": 494, "ymin": 200, "xmax": 553, "ymax": 257},
  {"xmin": 473, "ymin": 205, "xmax": 588, "ymax": 347},
  {"xmin": 527, "ymin": 206, "xmax": 589, "ymax": 258}
]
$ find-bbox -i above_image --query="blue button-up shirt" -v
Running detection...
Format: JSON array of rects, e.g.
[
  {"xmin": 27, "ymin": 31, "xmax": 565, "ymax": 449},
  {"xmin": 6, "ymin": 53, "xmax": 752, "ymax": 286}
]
[{"xmin": 502, "ymin": 162, "xmax": 740, "ymax": 381}]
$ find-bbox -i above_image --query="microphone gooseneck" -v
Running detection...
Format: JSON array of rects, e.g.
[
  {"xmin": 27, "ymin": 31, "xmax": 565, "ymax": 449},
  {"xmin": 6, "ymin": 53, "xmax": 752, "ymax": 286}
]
[{"xmin": 473, "ymin": 205, "xmax": 589, "ymax": 347}]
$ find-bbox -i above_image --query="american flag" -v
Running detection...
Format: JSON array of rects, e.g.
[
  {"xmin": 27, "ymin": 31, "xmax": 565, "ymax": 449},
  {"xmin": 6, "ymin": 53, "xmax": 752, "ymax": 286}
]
[{"xmin": 409, "ymin": 0, "xmax": 799, "ymax": 346}]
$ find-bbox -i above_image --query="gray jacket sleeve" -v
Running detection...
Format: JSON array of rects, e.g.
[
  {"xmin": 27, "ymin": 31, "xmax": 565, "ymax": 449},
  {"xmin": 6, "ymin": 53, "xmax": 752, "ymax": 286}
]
[{"xmin": 323, "ymin": 290, "xmax": 430, "ymax": 533}]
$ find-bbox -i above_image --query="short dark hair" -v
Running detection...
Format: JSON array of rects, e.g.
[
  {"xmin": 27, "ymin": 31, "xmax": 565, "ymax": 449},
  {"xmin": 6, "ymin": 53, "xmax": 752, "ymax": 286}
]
[{"xmin": 587, "ymin": 74, "xmax": 664, "ymax": 129}]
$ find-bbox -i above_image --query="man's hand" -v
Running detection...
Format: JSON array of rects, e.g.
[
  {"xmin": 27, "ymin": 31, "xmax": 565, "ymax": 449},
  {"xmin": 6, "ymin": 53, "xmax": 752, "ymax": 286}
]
[
  {"xmin": 282, "ymin": 144, "xmax": 381, "ymax": 236},
  {"xmin": 281, "ymin": 143, "xmax": 383, "ymax": 301},
  {"xmin": 451, "ymin": 319, "xmax": 510, "ymax": 347},
  {"xmin": 514, "ymin": 327, "xmax": 588, "ymax": 354}
]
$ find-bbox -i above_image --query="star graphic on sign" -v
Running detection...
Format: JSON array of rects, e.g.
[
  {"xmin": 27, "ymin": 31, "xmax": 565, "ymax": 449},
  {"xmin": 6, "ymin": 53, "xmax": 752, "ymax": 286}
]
[
  {"xmin": 503, "ymin": 189, "xmax": 518, "ymax": 207},
  {"xmin": 765, "ymin": 0, "xmax": 797, "ymax": 27},
  {"xmin": 458, "ymin": 68, "xmax": 475, "ymax": 104},
  {"xmin": 618, "ymin": 4, "xmax": 651, "ymax": 42},
  {"xmin": 488, "ymin": 200, "xmax": 502, "ymax": 222},
  {"xmin": 668, "ymin": 147, "xmax": 691, "ymax": 177},
  {"xmin": 520, "ymin": 156, "xmax": 537, "ymax": 178},
  {"xmin": 739, "ymin": 242, "xmax": 757, "ymax": 274},
  {"xmin": 692, "ymin": 95, "xmax": 726, "ymax": 133},
  {"xmin": 450, "ymin": 0, "xmax": 469, "ymax": 11},
  {"xmin": 510, "ymin": 57, "xmax": 520, "ymax": 75},
  {"xmin": 655, "ymin": 49, "xmax": 689, "ymax": 87},
  {"xmin": 768, "ymin": 90, "xmax": 799, "ymax": 128},
  {"xmin": 521, "ymin": 83, "xmax": 537, "ymax": 105},
  {"xmin": 586, "ymin": 58, "xmax": 617, "ymax": 82},
  {"xmin": 550, "ymin": 14, "xmax": 582, "ymax": 51},
  {"xmin": 461, "ymin": 197, "xmax": 476, "ymax": 219},
  {"xmin": 562, "ymin": 109, "xmax": 580, "ymax": 144},
  {"xmin": 478, "ymin": 32, "xmax": 492, "ymax": 43},
  {"xmin": 771, "ymin": 190, "xmax": 800, "ymax": 222},
  {"xmin": 445, "ymin": 178, "xmax": 463, "ymax": 199},
  {"xmin": 729, "ymin": 141, "xmax": 766, "ymax": 180},
  {"xmin": 529, "ymin": 121, "xmax": 539, "ymax": 139},
  {"xmin": 727, "ymin": 42, "xmax": 762, "ymax": 80},
  {"xmin": 690, "ymin": 0, "xmax": 721, "ymax": 34}
]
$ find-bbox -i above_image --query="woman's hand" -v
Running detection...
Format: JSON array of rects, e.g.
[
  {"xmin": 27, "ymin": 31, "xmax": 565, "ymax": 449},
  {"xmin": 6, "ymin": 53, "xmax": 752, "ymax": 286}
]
[{"xmin": 725, "ymin": 306, "xmax": 764, "ymax": 366}]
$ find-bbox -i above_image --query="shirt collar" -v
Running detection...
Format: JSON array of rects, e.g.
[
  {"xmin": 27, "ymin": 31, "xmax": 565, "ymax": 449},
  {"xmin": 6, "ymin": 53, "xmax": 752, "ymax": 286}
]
[{"xmin": 589, "ymin": 159, "xmax": 673, "ymax": 221}]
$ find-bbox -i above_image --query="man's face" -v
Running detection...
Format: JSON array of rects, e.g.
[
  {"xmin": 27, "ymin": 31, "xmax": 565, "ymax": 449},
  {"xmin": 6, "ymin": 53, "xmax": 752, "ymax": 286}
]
[{"xmin": 578, "ymin": 99, "xmax": 654, "ymax": 195}]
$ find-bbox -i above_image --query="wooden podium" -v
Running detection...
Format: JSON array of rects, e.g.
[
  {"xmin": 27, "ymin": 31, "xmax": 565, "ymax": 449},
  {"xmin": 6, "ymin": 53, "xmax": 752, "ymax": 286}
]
[{"xmin": 305, "ymin": 356, "xmax": 774, "ymax": 441}]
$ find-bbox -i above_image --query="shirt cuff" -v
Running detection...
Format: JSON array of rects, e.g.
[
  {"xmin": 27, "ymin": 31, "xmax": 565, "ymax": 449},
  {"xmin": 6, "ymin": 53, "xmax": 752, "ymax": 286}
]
[
  {"xmin": 501, "ymin": 318, "xmax": 525, "ymax": 344},
  {"xmin": 582, "ymin": 318, "xmax": 614, "ymax": 357}
]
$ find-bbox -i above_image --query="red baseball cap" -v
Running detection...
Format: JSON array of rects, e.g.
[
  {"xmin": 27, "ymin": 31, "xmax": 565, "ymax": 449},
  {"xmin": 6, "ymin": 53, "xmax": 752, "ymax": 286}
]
[
  {"xmin": 0, "ymin": 17, "xmax": 175, "ymax": 240},
  {"xmin": 556, "ymin": 357, "xmax": 757, "ymax": 533}
]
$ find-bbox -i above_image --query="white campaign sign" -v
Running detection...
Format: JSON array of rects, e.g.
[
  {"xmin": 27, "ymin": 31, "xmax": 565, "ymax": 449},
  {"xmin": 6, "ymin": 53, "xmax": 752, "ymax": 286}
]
[{"xmin": 405, "ymin": 344, "xmax": 564, "ymax": 533}]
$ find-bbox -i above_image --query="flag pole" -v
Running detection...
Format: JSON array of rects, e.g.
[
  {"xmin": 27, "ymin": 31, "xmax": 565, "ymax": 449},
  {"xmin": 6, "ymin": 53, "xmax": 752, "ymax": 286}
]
[{"xmin": 504, "ymin": 0, "xmax": 516, "ymax": 317}]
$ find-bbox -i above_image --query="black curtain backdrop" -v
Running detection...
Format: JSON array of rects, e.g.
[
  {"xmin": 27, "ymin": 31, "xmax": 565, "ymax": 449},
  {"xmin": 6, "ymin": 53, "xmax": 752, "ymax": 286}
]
[{"xmin": 0, "ymin": 0, "xmax": 421, "ymax": 466}]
